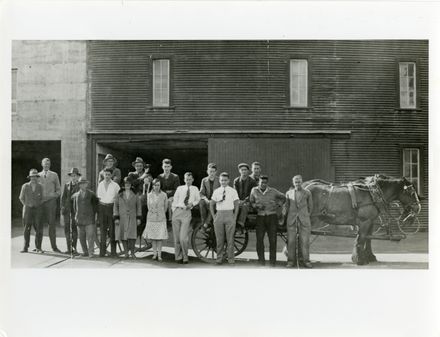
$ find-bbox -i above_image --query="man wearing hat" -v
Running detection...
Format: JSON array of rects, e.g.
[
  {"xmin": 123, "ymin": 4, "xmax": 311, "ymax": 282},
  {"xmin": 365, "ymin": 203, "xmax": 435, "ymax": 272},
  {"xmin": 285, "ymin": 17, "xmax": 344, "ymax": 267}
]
[
  {"xmin": 19, "ymin": 169, "xmax": 44, "ymax": 253},
  {"xmin": 39, "ymin": 158, "xmax": 62, "ymax": 253},
  {"xmin": 71, "ymin": 177, "xmax": 99, "ymax": 258},
  {"xmin": 128, "ymin": 157, "xmax": 152, "ymax": 252},
  {"xmin": 61, "ymin": 168, "xmax": 81, "ymax": 255},
  {"xmin": 233, "ymin": 163, "xmax": 257, "ymax": 231},
  {"xmin": 128, "ymin": 157, "xmax": 151, "ymax": 194},
  {"xmin": 98, "ymin": 154, "xmax": 121, "ymax": 185},
  {"xmin": 250, "ymin": 175, "xmax": 286, "ymax": 267},
  {"xmin": 97, "ymin": 167, "xmax": 121, "ymax": 257}
]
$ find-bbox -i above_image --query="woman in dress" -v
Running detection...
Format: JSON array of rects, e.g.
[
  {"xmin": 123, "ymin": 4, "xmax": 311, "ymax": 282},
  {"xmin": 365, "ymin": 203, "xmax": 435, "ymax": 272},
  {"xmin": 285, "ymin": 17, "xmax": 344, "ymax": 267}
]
[
  {"xmin": 143, "ymin": 178, "xmax": 168, "ymax": 261},
  {"xmin": 114, "ymin": 177, "xmax": 142, "ymax": 258}
]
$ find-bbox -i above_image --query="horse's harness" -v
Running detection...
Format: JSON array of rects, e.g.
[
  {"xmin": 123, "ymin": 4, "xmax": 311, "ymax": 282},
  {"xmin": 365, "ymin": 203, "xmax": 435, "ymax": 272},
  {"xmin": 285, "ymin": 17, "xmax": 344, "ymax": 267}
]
[{"xmin": 309, "ymin": 174, "xmax": 420, "ymax": 220}]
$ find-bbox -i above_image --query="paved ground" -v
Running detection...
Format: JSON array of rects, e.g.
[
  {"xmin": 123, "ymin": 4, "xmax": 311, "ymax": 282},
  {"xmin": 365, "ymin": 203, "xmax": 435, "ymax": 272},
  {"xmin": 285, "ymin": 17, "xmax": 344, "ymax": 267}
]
[{"xmin": 10, "ymin": 220, "xmax": 428, "ymax": 269}]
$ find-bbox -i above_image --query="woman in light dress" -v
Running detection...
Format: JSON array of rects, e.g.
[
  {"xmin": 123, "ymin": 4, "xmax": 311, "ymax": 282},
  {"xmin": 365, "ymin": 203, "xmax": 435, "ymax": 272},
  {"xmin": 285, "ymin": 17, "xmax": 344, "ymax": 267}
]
[{"xmin": 143, "ymin": 178, "xmax": 168, "ymax": 261}]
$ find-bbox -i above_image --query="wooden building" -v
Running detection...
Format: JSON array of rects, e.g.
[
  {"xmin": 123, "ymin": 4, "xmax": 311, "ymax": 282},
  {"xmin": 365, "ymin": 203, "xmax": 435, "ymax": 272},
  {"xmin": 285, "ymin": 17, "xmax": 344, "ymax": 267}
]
[{"xmin": 86, "ymin": 40, "xmax": 428, "ymax": 228}]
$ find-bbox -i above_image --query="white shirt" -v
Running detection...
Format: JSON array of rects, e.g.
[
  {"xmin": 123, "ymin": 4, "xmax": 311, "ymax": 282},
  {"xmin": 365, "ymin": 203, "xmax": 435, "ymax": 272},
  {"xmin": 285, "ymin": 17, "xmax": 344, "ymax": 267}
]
[
  {"xmin": 211, "ymin": 186, "xmax": 239, "ymax": 211},
  {"xmin": 97, "ymin": 180, "xmax": 120, "ymax": 204},
  {"xmin": 172, "ymin": 185, "xmax": 200, "ymax": 211}
]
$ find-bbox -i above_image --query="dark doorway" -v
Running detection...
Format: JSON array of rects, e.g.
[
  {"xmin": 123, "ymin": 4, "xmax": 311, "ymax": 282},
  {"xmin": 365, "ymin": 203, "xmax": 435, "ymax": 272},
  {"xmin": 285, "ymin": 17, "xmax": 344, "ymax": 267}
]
[
  {"xmin": 12, "ymin": 141, "xmax": 61, "ymax": 219},
  {"xmin": 96, "ymin": 139, "xmax": 208, "ymax": 188}
]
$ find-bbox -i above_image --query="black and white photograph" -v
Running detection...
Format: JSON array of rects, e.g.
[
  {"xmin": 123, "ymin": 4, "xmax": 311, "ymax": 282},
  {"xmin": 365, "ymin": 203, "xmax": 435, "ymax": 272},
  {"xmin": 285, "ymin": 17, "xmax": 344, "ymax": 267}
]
[
  {"xmin": 1, "ymin": 2, "xmax": 439, "ymax": 337},
  {"xmin": 10, "ymin": 39, "xmax": 428, "ymax": 269}
]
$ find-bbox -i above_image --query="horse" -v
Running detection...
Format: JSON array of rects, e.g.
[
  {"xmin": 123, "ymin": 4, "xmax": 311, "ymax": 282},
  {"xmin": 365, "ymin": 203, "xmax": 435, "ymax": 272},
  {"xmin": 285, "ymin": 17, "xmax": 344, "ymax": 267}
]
[{"xmin": 302, "ymin": 174, "xmax": 421, "ymax": 265}]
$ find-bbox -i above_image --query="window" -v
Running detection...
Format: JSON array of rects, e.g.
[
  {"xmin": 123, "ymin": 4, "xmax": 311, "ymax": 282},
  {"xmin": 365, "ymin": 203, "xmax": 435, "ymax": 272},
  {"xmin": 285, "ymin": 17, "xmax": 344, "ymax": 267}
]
[
  {"xmin": 403, "ymin": 148, "xmax": 420, "ymax": 193},
  {"xmin": 290, "ymin": 59, "xmax": 308, "ymax": 107},
  {"xmin": 12, "ymin": 68, "xmax": 17, "ymax": 114},
  {"xmin": 399, "ymin": 62, "xmax": 416, "ymax": 109},
  {"xmin": 153, "ymin": 59, "xmax": 170, "ymax": 107}
]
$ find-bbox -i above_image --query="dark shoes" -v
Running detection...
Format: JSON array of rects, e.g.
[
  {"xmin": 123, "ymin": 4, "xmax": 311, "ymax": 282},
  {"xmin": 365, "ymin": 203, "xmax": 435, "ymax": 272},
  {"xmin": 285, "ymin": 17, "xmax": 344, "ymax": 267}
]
[
  {"xmin": 52, "ymin": 248, "xmax": 62, "ymax": 254},
  {"xmin": 20, "ymin": 248, "xmax": 28, "ymax": 253},
  {"xmin": 302, "ymin": 262, "xmax": 313, "ymax": 268}
]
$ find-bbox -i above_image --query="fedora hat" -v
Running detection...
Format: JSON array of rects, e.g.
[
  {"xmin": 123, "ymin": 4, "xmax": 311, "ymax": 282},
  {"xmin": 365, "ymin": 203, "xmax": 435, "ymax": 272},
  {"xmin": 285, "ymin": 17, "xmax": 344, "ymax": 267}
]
[
  {"xmin": 77, "ymin": 176, "xmax": 89, "ymax": 184},
  {"xmin": 132, "ymin": 157, "xmax": 146, "ymax": 168},
  {"xmin": 27, "ymin": 169, "xmax": 40, "ymax": 179},
  {"xmin": 67, "ymin": 167, "xmax": 82, "ymax": 176},
  {"xmin": 103, "ymin": 154, "xmax": 117, "ymax": 165}
]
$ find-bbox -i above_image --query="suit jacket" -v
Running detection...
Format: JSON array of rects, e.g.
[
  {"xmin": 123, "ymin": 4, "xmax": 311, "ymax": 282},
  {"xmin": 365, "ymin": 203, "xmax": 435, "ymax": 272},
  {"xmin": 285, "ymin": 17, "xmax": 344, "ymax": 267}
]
[
  {"xmin": 61, "ymin": 181, "xmax": 80, "ymax": 214},
  {"xmin": 157, "ymin": 172, "xmax": 180, "ymax": 198},
  {"xmin": 39, "ymin": 170, "xmax": 61, "ymax": 202},
  {"xmin": 200, "ymin": 176, "xmax": 220, "ymax": 200},
  {"xmin": 285, "ymin": 188, "xmax": 313, "ymax": 226},
  {"xmin": 233, "ymin": 176, "xmax": 257, "ymax": 201},
  {"xmin": 71, "ymin": 190, "xmax": 99, "ymax": 225},
  {"xmin": 19, "ymin": 182, "xmax": 43, "ymax": 208},
  {"xmin": 128, "ymin": 170, "xmax": 149, "ymax": 195}
]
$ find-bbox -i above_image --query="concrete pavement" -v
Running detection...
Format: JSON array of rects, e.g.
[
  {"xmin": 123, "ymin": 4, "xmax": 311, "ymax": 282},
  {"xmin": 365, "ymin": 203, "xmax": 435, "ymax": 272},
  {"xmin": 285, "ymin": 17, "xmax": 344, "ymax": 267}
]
[{"xmin": 10, "ymin": 221, "xmax": 428, "ymax": 269}]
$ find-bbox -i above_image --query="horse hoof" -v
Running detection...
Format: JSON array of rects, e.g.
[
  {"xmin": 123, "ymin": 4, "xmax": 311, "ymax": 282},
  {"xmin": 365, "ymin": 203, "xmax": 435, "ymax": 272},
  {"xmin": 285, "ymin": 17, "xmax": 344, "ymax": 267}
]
[
  {"xmin": 351, "ymin": 254, "xmax": 358, "ymax": 264},
  {"xmin": 367, "ymin": 254, "xmax": 377, "ymax": 263}
]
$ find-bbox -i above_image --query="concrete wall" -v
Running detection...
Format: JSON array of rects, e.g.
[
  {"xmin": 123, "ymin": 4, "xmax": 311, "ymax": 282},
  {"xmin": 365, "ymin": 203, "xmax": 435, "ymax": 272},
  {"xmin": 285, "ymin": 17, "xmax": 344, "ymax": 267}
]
[{"xmin": 11, "ymin": 40, "xmax": 88, "ymax": 187}]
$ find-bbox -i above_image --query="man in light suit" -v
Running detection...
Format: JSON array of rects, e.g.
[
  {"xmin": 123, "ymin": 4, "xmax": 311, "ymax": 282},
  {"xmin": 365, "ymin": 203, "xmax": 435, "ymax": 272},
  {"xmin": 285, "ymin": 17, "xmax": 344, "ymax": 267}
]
[
  {"xmin": 285, "ymin": 175, "xmax": 313, "ymax": 268},
  {"xmin": 199, "ymin": 163, "xmax": 220, "ymax": 230},
  {"xmin": 39, "ymin": 158, "xmax": 62, "ymax": 253}
]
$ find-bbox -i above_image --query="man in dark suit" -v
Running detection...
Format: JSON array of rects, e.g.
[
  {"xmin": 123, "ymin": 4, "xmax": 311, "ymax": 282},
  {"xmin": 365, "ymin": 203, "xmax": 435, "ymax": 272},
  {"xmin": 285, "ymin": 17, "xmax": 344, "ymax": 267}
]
[
  {"xmin": 61, "ymin": 167, "xmax": 81, "ymax": 255},
  {"xmin": 19, "ymin": 169, "xmax": 44, "ymax": 253},
  {"xmin": 157, "ymin": 158, "xmax": 180, "ymax": 220},
  {"xmin": 71, "ymin": 177, "xmax": 99, "ymax": 258},
  {"xmin": 233, "ymin": 163, "xmax": 257, "ymax": 230},
  {"xmin": 199, "ymin": 163, "xmax": 220, "ymax": 229}
]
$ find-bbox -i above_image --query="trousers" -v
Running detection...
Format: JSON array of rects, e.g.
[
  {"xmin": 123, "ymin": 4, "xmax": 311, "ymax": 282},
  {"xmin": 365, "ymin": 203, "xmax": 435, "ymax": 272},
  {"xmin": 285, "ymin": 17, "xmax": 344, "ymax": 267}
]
[
  {"xmin": 287, "ymin": 217, "xmax": 311, "ymax": 263},
  {"xmin": 172, "ymin": 208, "xmax": 192, "ymax": 262},
  {"xmin": 41, "ymin": 198, "xmax": 59, "ymax": 250},
  {"xmin": 213, "ymin": 210, "xmax": 236, "ymax": 263},
  {"xmin": 256, "ymin": 214, "xmax": 278, "ymax": 265},
  {"xmin": 236, "ymin": 202, "xmax": 249, "ymax": 227},
  {"xmin": 99, "ymin": 204, "xmax": 116, "ymax": 256},
  {"xmin": 22, "ymin": 206, "xmax": 43, "ymax": 250},
  {"xmin": 63, "ymin": 211, "xmax": 78, "ymax": 252},
  {"xmin": 199, "ymin": 199, "xmax": 213, "ymax": 226},
  {"xmin": 78, "ymin": 223, "xmax": 95, "ymax": 256}
]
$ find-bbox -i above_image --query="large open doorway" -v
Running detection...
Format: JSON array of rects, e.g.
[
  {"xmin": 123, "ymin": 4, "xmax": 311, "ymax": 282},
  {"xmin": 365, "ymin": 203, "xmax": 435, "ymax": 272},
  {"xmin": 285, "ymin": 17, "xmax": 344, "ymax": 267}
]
[
  {"xmin": 94, "ymin": 138, "xmax": 208, "ymax": 188},
  {"xmin": 12, "ymin": 140, "xmax": 61, "ymax": 219}
]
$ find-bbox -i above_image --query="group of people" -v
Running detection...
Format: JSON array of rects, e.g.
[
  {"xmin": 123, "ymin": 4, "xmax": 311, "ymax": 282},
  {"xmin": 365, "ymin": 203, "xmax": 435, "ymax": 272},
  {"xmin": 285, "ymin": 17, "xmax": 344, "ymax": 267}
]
[{"xmin": 18, "ymin": 155, "xmax": 314, "ymax": 268}]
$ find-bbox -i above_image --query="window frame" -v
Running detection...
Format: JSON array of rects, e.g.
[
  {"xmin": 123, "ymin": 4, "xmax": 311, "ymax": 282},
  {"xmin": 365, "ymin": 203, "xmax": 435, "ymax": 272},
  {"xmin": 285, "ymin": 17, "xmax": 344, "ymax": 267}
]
[
  {"xmin": 396, "ymin": 59, "xmax": 421, "ymax": 111},
  {"xmin": 286, "ymin": 57, "xmax": 312, "ymax": 109},
  {"xmin": 400, "ymin": 145, "xmax": 424, "ymax": 196},
  {"xmin": 152, "ymin": 58, "xmax": 171, "ymax": 107}
]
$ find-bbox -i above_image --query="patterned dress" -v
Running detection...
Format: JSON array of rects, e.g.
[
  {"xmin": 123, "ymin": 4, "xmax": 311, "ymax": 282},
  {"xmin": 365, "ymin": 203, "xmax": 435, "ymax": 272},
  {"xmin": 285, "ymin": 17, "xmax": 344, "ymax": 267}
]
[{"xmin": 143, "ymin": 191, "xmax": 168, "ymax": 240}]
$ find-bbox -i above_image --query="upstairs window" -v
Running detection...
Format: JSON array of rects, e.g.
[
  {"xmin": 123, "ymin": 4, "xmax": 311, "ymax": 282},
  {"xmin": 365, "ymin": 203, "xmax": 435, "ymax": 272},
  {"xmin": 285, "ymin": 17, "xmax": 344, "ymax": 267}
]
[
  {"xmin": 403, "ymin": 147, "xmax": 420, "ymax": 193},
  {"xmin": 399, "ymin": 62, "xmax": 416, "ymax": 109},
  {"xmin": 12, "ymin": 68, "xmax": 17, "ymax": 114},
  {"xmin": 153, "ymin": 59, "xmax": 170, "ymax": 107},
  {"xmin": 290, "ymin": 59, "xmax": 308, "ymax": 107}
]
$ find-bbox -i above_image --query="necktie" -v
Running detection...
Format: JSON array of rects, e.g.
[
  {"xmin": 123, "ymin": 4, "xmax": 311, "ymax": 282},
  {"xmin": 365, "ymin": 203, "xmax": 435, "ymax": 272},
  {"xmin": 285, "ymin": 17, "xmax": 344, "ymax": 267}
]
[
  {"xmin": 184, "ymin": 186, "xmax": 190, "ymax": 206},
  {"xmin": 222, "ymin": 188, "xmax": 226, "ymax": 202}
]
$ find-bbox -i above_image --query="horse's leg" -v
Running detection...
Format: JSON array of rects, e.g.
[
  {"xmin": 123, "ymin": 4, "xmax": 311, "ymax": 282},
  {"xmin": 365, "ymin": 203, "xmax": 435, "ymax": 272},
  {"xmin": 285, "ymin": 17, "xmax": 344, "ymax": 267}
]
[
  {"xmin": 365, "ymin": 223, "xmax": 377, "ymax": 262},
  {"xmin": 351, "ymin": 219, "xmax": 370, "ymax": 265}
]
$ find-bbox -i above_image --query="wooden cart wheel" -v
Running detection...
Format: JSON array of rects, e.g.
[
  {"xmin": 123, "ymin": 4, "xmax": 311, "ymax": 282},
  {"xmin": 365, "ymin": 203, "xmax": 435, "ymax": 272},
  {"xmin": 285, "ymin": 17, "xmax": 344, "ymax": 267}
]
[{"xmin": 191, "ymin": 223, "xmax": 249, "ymax": 263}]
